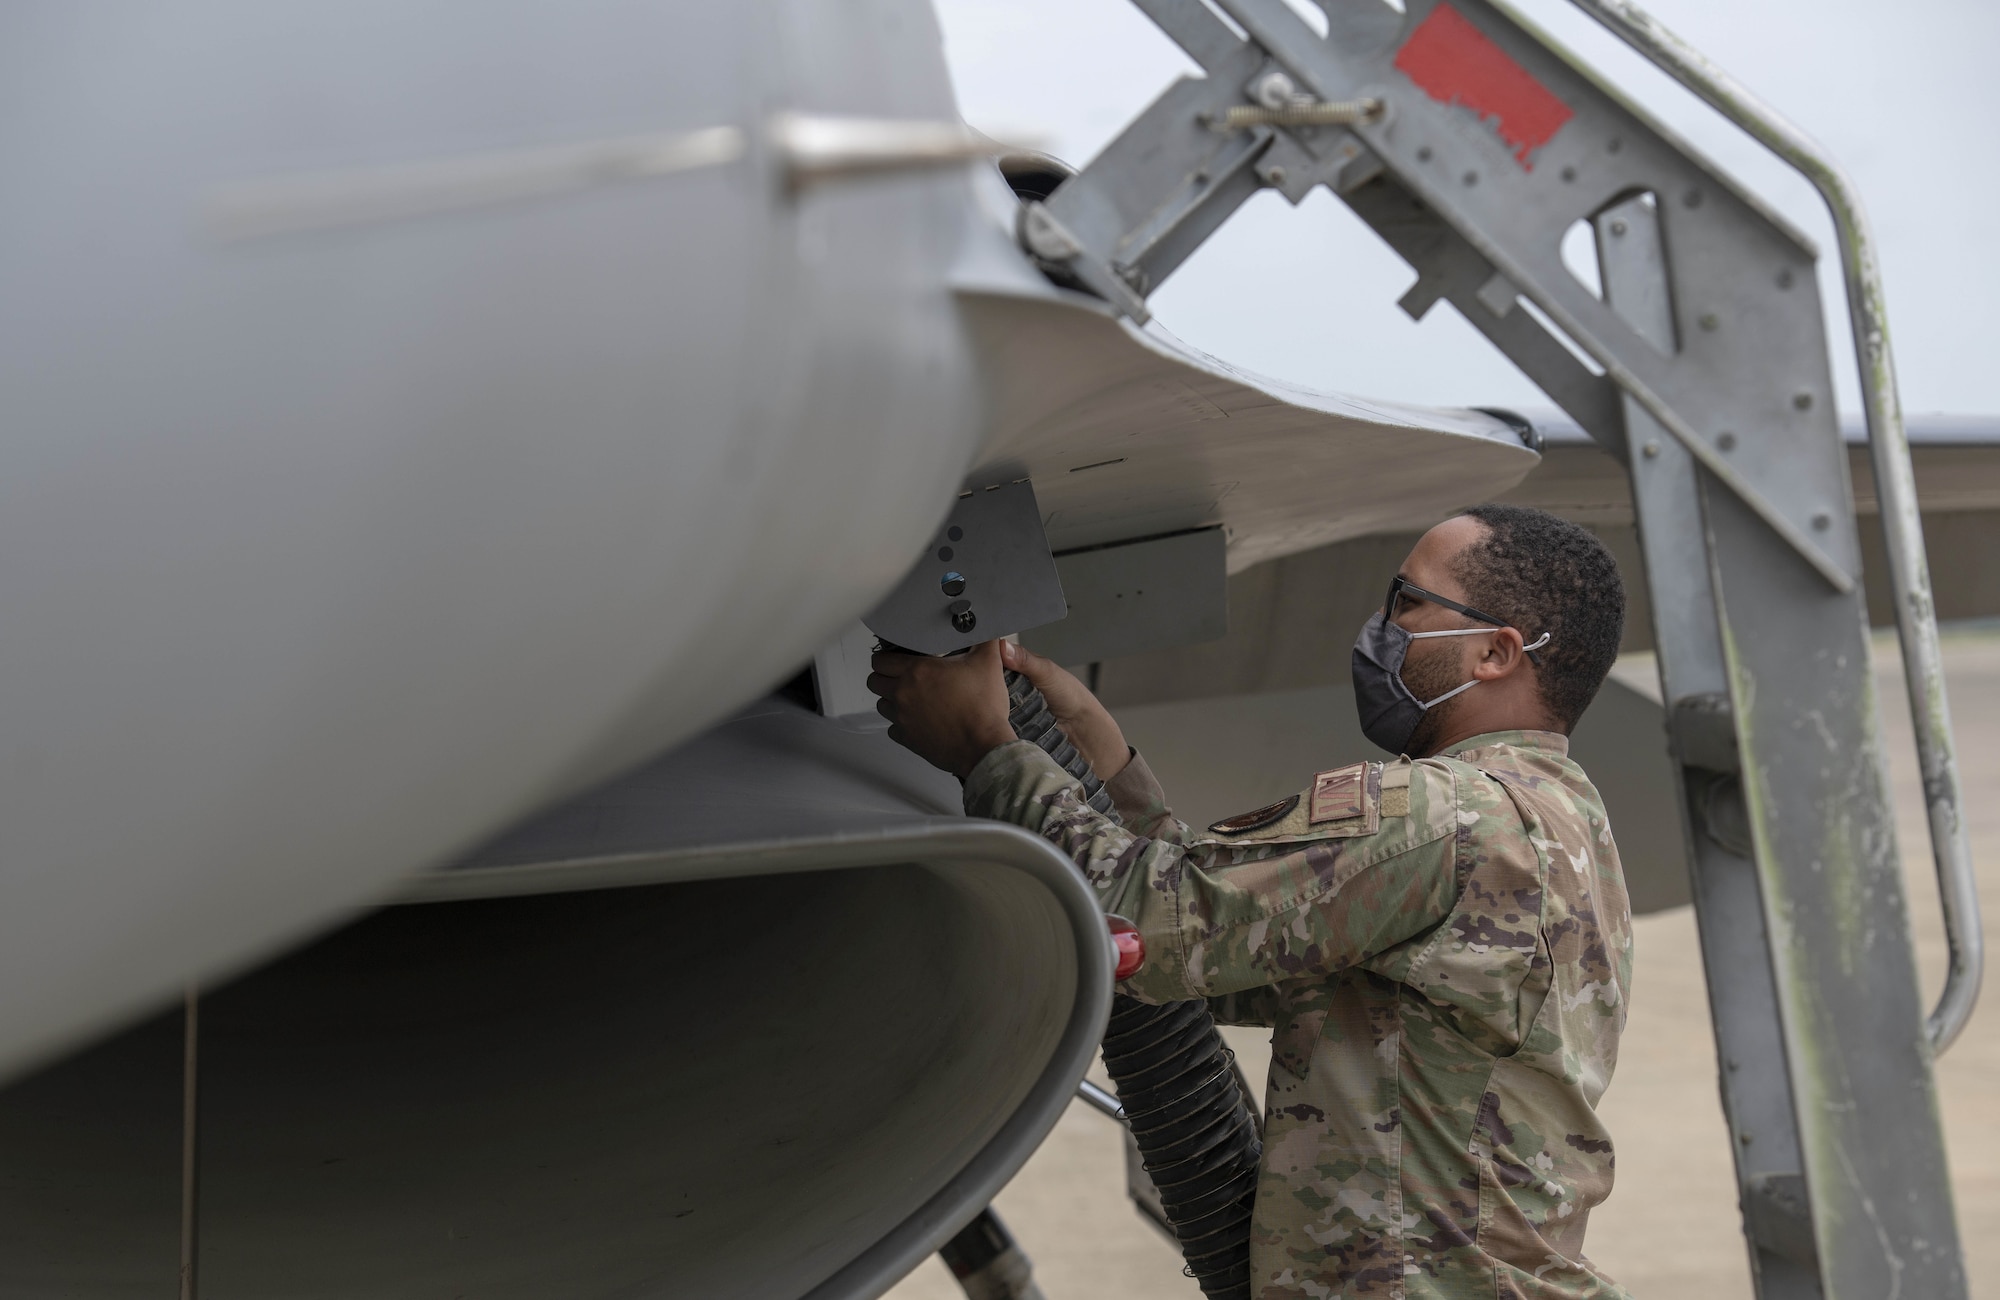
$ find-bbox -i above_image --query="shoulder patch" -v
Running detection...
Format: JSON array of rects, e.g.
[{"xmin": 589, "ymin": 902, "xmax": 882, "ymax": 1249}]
[
  {"xmin": 1201, "ymin": 764, "xmax": 1384, "ymax": 845},
  {"xmin": 1207, "ymin": 793, "xmax": 1300, "ymax": 836},
  {"xmin": 1310, "ymin": 763, "xmax": 1368, "ymax": 824}
]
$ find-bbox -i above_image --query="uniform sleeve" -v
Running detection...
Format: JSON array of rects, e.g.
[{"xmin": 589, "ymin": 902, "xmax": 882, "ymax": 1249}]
[
  {"xmin": 962, "ymin": 740, "xmax": 1463, "ymax": 1004},
  {"xmin": 1100, "ymin": 748, "xmax": 1192, "ymax": 844}
]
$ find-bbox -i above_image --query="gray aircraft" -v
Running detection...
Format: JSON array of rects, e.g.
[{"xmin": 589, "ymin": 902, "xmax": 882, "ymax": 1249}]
[{"xmin": 0, "ymin": 0, "xmax": 1987, "ymax": 1297}]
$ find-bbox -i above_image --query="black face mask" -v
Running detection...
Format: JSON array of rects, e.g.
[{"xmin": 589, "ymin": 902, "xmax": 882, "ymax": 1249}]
[
  {"xmin": 1351, "ymin": 578, "xmax": 1551, "ymax": 756},
  {"xmin": 1350, "ymin": 610, "xmax": 1494, "ymax": 755}
]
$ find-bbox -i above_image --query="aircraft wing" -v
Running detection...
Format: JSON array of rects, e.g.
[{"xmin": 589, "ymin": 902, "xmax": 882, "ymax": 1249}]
[{"xmin": 958, "ymin": 281, "xmax": 1542, "ymax": 573}]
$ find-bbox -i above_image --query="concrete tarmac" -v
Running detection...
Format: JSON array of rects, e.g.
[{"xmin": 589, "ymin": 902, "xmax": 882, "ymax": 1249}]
[{"xmin": 887, "ymin": 628, "xmax": 2000, "ymax": 1299}]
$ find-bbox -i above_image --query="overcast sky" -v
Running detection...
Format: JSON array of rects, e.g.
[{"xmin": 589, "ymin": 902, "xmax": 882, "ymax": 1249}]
[{"xmin": 934, "ymin": 0, "xmax": 1999, "ymax": 417}]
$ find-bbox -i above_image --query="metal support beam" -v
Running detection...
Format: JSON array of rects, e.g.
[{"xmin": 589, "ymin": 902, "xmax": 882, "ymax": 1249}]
[
  {"xmin": 1573, "ymin": 0, "xmax": 1982, "ymax": 1063},
  {"xmin": 1596, "ymin": 191, "xmax": 1820, "ymax": 1298},
  {"xmin": 1034, "ymin": 0, "xmax": 1976, "ymax": 1290}
]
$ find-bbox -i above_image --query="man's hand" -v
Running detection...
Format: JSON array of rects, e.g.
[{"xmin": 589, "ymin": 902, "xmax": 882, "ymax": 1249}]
[
  {"xmin": 998, "ymin": 641, "xmax": 1131, "ymax": 782},
  {"xmin": 868, "ymin": 641, "xmax": 1018, "ymax": 778}
]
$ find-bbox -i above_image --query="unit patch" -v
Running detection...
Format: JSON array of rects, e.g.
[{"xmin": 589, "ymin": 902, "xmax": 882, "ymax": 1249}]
[
  {"xmin": 1207, "ymin": 793, "xmax": 1300, "ymax": 836},
  {"xmin": 1309, "ymin": 763, "xmax": 1368, "ymax": 824}
]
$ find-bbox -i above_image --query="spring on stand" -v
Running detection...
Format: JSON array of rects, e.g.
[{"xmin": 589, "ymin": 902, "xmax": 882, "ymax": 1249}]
[{"xmin": 1004, "ymin": 670, "xmax": 1262, "ymax": 1300}]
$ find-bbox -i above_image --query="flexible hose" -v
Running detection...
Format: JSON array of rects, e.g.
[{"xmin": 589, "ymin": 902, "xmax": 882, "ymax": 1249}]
[{"xmin": 1003, "ymin": 670, "xmax": 1261, "ymax": 1300}]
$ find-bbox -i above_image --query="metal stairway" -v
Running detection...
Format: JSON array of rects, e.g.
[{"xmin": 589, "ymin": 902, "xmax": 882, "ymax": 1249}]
[{"xmin": 1021, "ymin": 0, "xmax": 1985, "ymax": 1293}]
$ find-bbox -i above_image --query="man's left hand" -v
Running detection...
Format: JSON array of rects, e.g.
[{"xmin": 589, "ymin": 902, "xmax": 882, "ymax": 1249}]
[{"xmin": 867, "ymin": 640, "xmax": 1017, "ymax": 778}]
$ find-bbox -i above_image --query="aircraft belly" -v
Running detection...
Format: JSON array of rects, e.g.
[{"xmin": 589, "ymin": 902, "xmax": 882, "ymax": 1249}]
[{"xmin": 0, "ymin": 0, "xmax": 985, "ymax": 1079}]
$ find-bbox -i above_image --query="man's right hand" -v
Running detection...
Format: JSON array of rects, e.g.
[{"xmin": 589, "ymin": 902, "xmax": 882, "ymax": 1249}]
[{"xmin": 999, "ymin": 641, "xmax": 1132, "ymax": 783}]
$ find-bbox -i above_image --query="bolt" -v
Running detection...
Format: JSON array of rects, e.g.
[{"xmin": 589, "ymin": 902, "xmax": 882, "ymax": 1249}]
[
  {"xmin": 1699, "ymin": 312, "xmax": 1720, "ymax": 332},
  {"xmin": 1610, "ymin": 219, "xmax": 1628, "ymax": 236},
  {"xmin": 948, "ymin": 599, "xmax": 976, "ymax": 634},
  {"xmin": 1793, "ymin": 391, "xmax": 1813, "ymax": 411},
  {"xmin": 1252, "ymin": 70, "xmax": 1297, "ymax": 110},
  {"xmin": 947, "ymin": 526, "xmax": 963, "ymax": 541},
  {"xmin": 1642, "ymin": 441, "xmax": 1661, "ymax": 458},
  {"xmin": 1684, "ymin": 188, "xmax": 1704, "ymax": 209},
  {"xmin": 1812, "ymin": 511, "xmax": 1832, "ymax": 531},
  {"xmin": 1777, "ymin": 268, "xmax": 1795, "ymax": 289},
  {"xmin": 940, "ymin": 571, "xmax": 966, "ymax": 597},
  {"xmin": 1463, "ymin": 170, "xmax": 1478, "ymax": 186},
  {"xmin": 1716, "ymin": 431, "xmax": 1738, "ymax": 451},
  {"xmin": 1560, "ymin": 165, "xmax": 1577, "ymax": 182},
  {"xmin": 1417, "ymin": 146, "xmax": 1433, "ymax": 162},
  {"xmin": 1265, "ymin": 166, "xmax": 1287, "ymax": 186},
  {"xmin": 936, "ymin": 546, "xmax": 953, "ymax": 562}
]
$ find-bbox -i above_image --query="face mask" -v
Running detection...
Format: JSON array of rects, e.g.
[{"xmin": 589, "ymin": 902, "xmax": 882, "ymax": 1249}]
[{"xmin": 1350, "ymin": 610, "xmax": 1497, "ymax": 755}]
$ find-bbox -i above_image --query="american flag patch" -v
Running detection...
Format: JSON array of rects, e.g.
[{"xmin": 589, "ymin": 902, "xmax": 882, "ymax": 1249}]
[{"xmin": 1309, "ymin": 763, "xmax": 1367, "ymax": 824}]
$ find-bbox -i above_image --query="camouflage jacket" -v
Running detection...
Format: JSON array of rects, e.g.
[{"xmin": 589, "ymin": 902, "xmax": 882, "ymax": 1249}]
[{"xmin": 962, "ymin": 730, "xmax": 1633, "ymax": 1299}]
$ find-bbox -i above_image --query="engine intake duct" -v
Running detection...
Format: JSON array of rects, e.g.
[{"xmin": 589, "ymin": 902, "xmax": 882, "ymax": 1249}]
[{"xmin": 0, "ymin": 698, "xmax": 1110, "ymax": 1300}]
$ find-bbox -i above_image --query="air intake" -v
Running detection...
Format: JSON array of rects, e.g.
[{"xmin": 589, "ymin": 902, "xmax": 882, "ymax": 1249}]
[{"xmin": 0, "ymin": 701, "xmax": 1110, "ymax": 1299}]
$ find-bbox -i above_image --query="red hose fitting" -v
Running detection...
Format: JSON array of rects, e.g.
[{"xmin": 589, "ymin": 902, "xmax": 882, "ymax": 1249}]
[{"xmin": 1106, "ymin": 914, "xmax": 1145, "ymax": 981}]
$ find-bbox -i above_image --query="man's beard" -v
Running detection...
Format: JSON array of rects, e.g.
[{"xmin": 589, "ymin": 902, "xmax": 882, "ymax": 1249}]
[{"xmin": 1398, "ymin": 640, "xmax": 1471, "ymax": 758}]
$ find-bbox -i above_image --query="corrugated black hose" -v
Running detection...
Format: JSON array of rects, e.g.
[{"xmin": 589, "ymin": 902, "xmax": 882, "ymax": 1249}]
[{"xmin": 1002, "ymin": 669, "xmax": 1262, "ymax": 1300}]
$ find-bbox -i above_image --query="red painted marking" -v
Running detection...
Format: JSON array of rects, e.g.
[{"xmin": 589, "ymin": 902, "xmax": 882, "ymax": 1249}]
[{"xmin": 1393, "ymin": 3, "xmax": 1574, "ymax": 170}]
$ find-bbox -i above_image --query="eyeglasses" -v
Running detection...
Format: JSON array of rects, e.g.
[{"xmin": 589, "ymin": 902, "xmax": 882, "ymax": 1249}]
[{"xmin": 1384, "ymin": 575, "xmax": 1546, "ymax": 665}]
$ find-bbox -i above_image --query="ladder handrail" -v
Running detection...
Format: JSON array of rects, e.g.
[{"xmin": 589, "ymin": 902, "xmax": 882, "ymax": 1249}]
[{"xmin": 1567, "ymin": 0, "xmax": 1982, "ymax": 1055}]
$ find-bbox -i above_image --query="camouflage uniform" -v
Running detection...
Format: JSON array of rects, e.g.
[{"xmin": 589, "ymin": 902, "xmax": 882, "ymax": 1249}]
[{"xmin": 962, "ymin": 730, "xmax": 1633, "ymax": 1299}]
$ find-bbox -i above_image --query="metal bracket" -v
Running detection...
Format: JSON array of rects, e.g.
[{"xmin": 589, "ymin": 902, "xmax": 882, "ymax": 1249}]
[
  {"xmin": 864, "ymin": 477, "xmax": 1067, "ymax": 656},
  {"xmin": 1034, "ymin": 0, "xmax": 1859, "ymax": 591}
]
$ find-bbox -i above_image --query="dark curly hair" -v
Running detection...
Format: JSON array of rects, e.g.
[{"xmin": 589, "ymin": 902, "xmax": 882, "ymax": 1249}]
[{"xmin": 1452, "ymin": 504, "xmax": 1626, "ymax": 731}]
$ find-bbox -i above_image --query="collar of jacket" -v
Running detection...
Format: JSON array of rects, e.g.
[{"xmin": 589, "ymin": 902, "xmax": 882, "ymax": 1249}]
[{"xmin": 1436, "ymin": 729, "xmax": 1570, "ymax": 760}]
